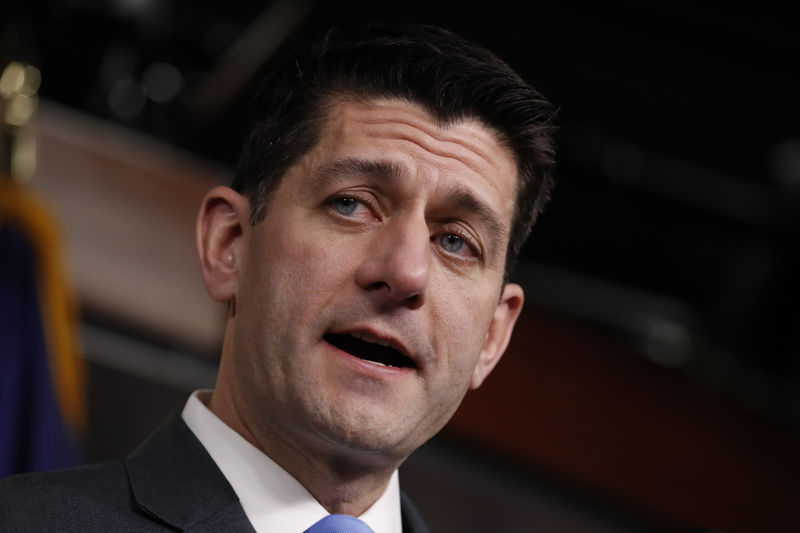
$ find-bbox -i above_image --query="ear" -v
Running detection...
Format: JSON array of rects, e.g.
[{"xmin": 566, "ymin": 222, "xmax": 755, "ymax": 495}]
[
  {"xmin": 470, "ymin": 282, "xmax": 524, "ymax": 389},
  {"xmin": 196, "ymin": 186, "xmax": 250, "ymax": 303}
]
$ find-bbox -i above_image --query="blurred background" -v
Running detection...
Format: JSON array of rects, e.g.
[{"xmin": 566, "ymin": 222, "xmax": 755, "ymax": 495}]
[{"xmin": 1, "ymin": 1, "xmax": 798, "ymax": 532}]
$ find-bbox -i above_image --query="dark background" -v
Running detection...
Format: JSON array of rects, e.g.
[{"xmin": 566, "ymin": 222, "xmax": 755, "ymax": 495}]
[
  {"xmin": 7, "ymin": 0, "xmax": 797, "ymax": 429},
  {"xmin": 3, "ymin": 1, "xmax": 799, "ymax": 530}
]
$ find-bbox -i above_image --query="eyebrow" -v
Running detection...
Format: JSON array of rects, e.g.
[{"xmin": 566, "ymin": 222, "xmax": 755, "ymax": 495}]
[
  {"xmin": 313, "ymin": 157, "xmax": 408, "ymax": 187},
  {"xmin": 313, "ymin": 156, "xmax": 509, "ymax": 258},
  {"xmin": 442, "ymin": 184, "xmax": 508, "ymax": 260}
]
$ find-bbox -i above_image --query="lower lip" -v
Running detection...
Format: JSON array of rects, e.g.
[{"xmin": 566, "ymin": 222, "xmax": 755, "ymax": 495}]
[{"xmin": 323, "ymin": 339, "xmax": 416, "ymax": 379}]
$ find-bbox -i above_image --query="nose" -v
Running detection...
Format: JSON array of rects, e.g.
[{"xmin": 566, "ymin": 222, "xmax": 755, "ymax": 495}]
[{"xmin": 355, "ymin": 215, "xmax": 430, "ymax": 309}]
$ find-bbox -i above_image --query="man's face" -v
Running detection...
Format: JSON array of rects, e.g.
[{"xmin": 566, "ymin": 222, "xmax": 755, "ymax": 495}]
[{"xmin": 226, "ymin": 97, "xmax": 521, "ymax": 464}]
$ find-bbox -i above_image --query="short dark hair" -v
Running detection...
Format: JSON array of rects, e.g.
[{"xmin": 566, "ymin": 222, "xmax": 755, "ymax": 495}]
[{"xmin": 232, "ymin": 23, "xmax": 556, "ymax": 276}]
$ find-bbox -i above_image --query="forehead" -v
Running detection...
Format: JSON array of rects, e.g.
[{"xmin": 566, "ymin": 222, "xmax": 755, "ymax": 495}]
[{"xmin": 307, "ymin": 97, "xmax": 518, "ymax": 221}]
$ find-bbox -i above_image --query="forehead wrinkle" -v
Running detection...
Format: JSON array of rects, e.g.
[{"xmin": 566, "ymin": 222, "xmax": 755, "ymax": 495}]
[{"xmin": 356, "ymin": 114, "xmax": 504, "ymax": 179}]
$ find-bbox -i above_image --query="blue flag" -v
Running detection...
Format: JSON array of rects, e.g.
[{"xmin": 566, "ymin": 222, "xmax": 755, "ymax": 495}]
[{"xmin": 1, "ymin": 223, "xmax": 82, "ymax": 476}]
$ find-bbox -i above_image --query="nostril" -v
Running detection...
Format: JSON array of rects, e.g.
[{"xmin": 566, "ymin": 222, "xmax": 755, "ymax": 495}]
[{"xmin": 365, "ymin": 281, "xmax": 390, "ymax": 292}]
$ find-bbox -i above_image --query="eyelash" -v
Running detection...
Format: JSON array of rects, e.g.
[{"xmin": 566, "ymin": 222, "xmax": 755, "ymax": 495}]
[
  {"xmin": 326, "ymin": 194, "xmax": 483, "ymax": 261},
  {"xmin": 327, "ymin": 193, "xmax": 377, "ymax": 221},
  {"xmin": 436, "ymin": 226, "xmax": 481, "ymax": 260}
]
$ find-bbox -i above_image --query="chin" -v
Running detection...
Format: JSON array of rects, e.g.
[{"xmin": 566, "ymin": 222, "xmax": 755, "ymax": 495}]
[{"xmin": 310, "ymin": 406, "xmax": 422, "ymax": 462}]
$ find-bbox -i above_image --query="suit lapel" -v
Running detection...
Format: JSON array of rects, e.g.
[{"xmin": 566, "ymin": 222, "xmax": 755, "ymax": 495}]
[
  {"xmin": 401, "ymin": 491, "xmax": 432, "ymax": 533},
  {"xmin": 124, "ymin": 414, "xmax": 432, "ymax": 533},
  {"xmin": 124, "ymin": 414, "xmax": 256, "ymax": 532}
]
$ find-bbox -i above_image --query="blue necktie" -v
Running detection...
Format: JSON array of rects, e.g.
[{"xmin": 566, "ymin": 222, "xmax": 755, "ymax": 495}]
[{"xmin": 304, "ymin": 514, "xmax": 375, "ymax": 533}]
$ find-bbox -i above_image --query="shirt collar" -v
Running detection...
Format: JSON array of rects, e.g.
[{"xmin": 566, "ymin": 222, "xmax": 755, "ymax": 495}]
[{"xmin": 181, "ymin": 390, "xmax": 402, "ymax": 533}]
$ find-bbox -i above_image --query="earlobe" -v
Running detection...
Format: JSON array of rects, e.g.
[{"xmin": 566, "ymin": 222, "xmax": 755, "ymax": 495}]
[
  {"xmin": 469, "ymin": 283, "xmax": 524, "ymax": 389},
  {"xmin": 196, "ymin": 186, "xmax": 250, "ymax": 303}
]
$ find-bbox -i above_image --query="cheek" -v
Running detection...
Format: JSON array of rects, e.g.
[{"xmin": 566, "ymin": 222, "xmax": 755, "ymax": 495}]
[
  {"xmin": 430, "ymin": 278, "xmax": 497, "ymax": 379},
  {"xmin": 284, "ymin": 234, "xmax": 355, "ymax": 305},
  {"xmin": 250, "ymin": 229, "xmax": 355, "ymax": 327}
]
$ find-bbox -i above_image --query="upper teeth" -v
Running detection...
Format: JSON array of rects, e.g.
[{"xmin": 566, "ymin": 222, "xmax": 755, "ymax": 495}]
[{"xmin": 351, "ymin": 332, "xmax": 394, "ymax": 349}]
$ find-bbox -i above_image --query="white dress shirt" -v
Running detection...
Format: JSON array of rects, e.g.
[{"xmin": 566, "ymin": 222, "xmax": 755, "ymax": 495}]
[{"xmin": 181, "ymin": 390, "xmax": 402, "ymax": 533}]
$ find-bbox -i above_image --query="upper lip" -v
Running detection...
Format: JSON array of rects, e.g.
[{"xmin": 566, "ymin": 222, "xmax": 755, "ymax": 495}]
[{"xmin": 327, "ymin": 327, "xmax": 419, "ymax": 368}]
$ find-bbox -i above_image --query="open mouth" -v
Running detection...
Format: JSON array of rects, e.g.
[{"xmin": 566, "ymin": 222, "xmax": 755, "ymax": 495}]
[{"xmin": 324, "ymin": 333, "xmax": 416, "ymax": 369}]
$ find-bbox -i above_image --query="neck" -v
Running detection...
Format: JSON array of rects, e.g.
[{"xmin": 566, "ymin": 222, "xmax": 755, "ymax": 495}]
[{"xmin": 209, "ymin": 363, "xmax": 399, "ymax": 516}]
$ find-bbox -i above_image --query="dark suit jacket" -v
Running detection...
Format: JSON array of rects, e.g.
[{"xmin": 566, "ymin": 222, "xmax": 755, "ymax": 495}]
[{"xmin": 0, "ymin": 415, "xmax": 431, "ymax": 532}]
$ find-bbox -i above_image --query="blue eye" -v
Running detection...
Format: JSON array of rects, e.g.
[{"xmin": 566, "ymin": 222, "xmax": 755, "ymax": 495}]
[
  {"xmin": 440, "ymin": 233, "xmax": 464, "ymax": 253},
  {"xmin": 333, "ymin": 197, "xmax": 358, "ymax": 215}
]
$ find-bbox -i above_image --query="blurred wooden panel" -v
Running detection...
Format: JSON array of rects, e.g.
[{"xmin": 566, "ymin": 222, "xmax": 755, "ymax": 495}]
[
  {"xmin": 30, "ymin": 101, "xmax": 229, "ymax": 353},
  {"xmin": 25, "ymin": 100, "xmax": 800, "ymax": 532},
  {"xmin": 448, "ymin": 306, "xmax": 800, "ymax": 532}
]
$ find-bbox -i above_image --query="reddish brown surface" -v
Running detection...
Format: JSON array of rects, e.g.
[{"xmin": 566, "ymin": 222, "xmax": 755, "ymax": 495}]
[
  {"xmin": 31, "ymin": 104, "xmax": 799, "ymax": 531},
  {"xmin": 447, "ymin": 306, "xmax": 800, "ymax": 532}
]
